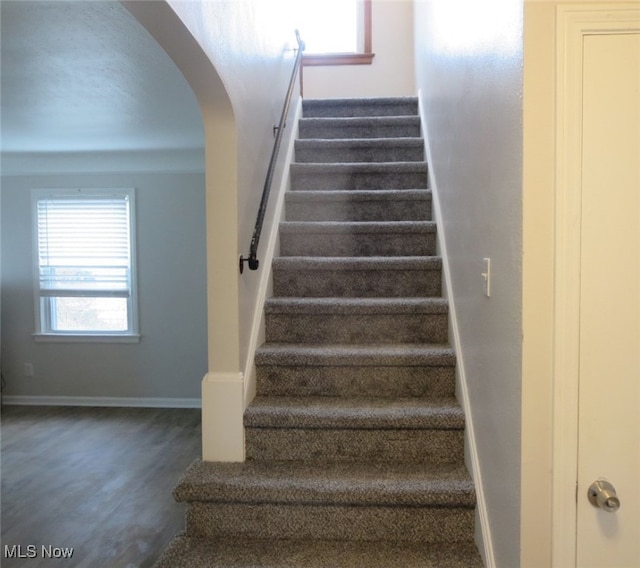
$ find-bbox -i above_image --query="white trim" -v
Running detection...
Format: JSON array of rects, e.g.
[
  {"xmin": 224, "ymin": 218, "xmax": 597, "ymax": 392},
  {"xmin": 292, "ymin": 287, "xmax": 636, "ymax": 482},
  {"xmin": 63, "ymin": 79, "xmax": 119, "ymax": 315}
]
[
  {"xmin": 553, "ymin": 6, "xmax": 640, "ymax": 567},
  {"xmin": 553, "ymin": 9, "xmax": 582, "ymax": 564},
  {"xmin": 418, "ymin": 90, "xmax": 496, "ymax": 568},
  {"xmin": 201, "ymin": 372, "xmax": 244, "ymax": 462},
  {"xmin": 242, "ymin": 97, "xmax": 303, "ymax": 406},
  {"xmin": 2, "ymin": 395, "xmax": 201, "ymax": 408},
  {"xmin": 33, "ymin": 333, "xmax": 141, "ymax": 344}
]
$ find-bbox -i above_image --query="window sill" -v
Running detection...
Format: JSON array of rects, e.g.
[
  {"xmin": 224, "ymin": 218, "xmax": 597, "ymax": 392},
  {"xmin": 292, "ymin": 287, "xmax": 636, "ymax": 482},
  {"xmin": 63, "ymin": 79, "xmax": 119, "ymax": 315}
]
[
  {"xmin": 303, "ymin": 53, "xmax": 375, "ymax": 66},
  {"xmin": 33, "ymin": 333, "xmax": 141, "ymax": 344}
]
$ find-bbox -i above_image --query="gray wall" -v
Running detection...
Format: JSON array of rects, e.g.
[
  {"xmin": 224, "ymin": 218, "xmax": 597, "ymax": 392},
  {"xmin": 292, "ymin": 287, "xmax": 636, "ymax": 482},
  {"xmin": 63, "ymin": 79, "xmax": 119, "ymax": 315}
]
[
  {"xmin": 1, "ymin": 166, "xmax": 207, "ymax": 402},
  {"xmin": 414, "ymin": 2, "xmax": 523, "ymax": 566}
]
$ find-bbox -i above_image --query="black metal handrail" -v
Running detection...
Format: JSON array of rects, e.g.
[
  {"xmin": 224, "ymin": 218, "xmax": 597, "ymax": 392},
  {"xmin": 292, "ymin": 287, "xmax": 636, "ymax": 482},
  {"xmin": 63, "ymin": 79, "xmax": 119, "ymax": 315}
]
[{"xmin": 239, "ymin": 30, "xmax": 305, "ymax": 273}]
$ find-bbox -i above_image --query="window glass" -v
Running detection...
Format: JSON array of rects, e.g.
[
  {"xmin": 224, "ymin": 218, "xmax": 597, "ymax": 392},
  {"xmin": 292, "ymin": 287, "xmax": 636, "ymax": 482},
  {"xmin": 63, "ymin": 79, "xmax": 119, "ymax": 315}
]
[
  {"xmin": 49, "ymin": 297, "xmax": 128, "ymax": 332},
  {"xmin": 297, "ymin": 0, "xmax": 373, "ymax": 66},
  {"xmin": 296, "ymin": 0, "xmax": 359, "ymax": 54}
]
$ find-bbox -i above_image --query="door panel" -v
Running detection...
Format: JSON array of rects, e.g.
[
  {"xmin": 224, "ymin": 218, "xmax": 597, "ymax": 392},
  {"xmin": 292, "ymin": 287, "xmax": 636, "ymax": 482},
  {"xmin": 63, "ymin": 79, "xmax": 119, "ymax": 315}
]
[{"xmin": 577, "ymin": 32, "xmax": 640, "ymax": 568}]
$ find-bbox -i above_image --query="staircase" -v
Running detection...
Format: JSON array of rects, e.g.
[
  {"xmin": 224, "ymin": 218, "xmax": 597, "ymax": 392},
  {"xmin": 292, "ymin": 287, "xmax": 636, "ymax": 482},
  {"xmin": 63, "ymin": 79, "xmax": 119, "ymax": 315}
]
[{"xmin": 155, "ymin": 97, "xmax": 483, "ymax": 567}]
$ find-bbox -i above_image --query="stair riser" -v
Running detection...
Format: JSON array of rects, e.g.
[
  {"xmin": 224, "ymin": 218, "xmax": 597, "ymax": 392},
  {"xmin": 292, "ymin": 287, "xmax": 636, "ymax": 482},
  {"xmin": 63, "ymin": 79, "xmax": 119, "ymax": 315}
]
[
  {"xmin": 290, "ymin": 170, "xmax": 428, "ymax": 191},
  {"xmin": 280, "ymin": 232, "xmax": 436, "ymax": 257},
  {"xmin": 299, "ymin": 123, "xmax": 421, "ymax": 140},
  {"xmin": 265, "ymin": 313, "xmax": 448, "ymax": 344},
  {"xmin": 302, "ymin": 100, "xmax": 419, "ymax": 118},
  {"xmin": 256, "ymin": 365, "xmax": 455, "ymax": 398},
  {"xmin": 295, "ymin": 145, "xmax": 424, "ymax": 163},
  {"xmin": 273, "ymin": 267, "xmax": 442, "ymax": 298},
  {"xmin": 156, "ymin": 537, "xmax": 484, "ymax": 568},
  {"xmin": 286, "ymin": 198, "xmax": 432, "ymax": 222},
  {"xmin": 246, "ymin": 428, "xmax": 464, "ymax": 464},
  {"xmin": 186, "ymin": 502, "xmax": 473, "ymax": 543}
]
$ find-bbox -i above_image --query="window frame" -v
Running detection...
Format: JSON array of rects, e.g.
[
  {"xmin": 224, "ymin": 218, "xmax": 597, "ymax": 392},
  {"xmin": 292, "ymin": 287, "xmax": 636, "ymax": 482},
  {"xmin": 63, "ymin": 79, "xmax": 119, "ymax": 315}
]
[
  {"xmin": 302, "ymin": 0, "xmax": 374, "ymax": 67},
  {"xmin": 31, "ymin": 187, "xmax": 140, "ymax": 343}
]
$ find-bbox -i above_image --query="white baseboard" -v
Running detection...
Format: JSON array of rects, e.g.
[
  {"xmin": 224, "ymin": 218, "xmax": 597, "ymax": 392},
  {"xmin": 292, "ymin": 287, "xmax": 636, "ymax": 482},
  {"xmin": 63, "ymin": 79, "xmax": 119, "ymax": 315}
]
[
  {"xmin": 2, "ymin": 395, "xmax": 201, "ymax": 408},
  {"xmin": 417, "ymin": 90, "xmax": 496, "ymax": 568}
]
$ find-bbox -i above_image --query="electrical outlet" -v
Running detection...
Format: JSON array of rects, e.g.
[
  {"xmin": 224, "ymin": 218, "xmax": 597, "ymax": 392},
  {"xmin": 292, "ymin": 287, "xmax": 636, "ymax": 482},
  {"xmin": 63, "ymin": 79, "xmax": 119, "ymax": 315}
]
[
  {"xmin": 23, "ymin": 363, "xmax": 34, "ymax": 378},
  {"xmin": 482, "ymin": 258, "xmax": 491, "ymax": 297}
]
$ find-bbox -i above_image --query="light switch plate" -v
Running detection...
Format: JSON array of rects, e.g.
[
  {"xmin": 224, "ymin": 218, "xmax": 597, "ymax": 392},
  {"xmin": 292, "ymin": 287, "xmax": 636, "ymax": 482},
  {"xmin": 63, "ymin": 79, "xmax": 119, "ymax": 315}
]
[{"xmin": 482, "ymin": 258, "xmax": 491, "ymax": 297}]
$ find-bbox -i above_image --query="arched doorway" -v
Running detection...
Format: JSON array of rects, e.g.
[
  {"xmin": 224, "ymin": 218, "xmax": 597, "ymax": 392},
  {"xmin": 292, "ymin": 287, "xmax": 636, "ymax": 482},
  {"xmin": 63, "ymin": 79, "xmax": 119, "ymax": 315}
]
[{"xmin": 123, "ymin": 0, "xmax": 244, "ymax": 462}]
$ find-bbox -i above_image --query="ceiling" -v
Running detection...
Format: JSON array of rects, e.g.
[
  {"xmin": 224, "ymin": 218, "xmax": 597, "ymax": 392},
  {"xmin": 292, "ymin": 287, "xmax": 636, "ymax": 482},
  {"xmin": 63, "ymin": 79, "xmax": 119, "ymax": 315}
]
[{"xmin": 0, "ymin": 0, "xmax": 204, "ymax": 154}]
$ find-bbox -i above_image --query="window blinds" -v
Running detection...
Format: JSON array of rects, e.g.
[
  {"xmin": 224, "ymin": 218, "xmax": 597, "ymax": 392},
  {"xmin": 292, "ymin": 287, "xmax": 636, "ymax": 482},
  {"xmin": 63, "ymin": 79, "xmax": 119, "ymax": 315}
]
[{"xmin": 36, "ymin": 194, "xmax": 131, "ymax": 298}]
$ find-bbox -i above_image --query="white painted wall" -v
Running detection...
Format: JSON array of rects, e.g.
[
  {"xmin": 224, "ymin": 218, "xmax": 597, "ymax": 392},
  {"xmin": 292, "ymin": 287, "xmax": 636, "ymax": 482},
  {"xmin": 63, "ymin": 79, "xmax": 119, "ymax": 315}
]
[
  {"xmin": 0, "ymin": 163, "xmax": 207, "ymax": 402},
  {"xmin": 302, "ymin": 0, "xmax": 415, "ymax": 98},
  {"xmin": 414, "ymin": 2, "xmax": 523, "ymax": 567}
]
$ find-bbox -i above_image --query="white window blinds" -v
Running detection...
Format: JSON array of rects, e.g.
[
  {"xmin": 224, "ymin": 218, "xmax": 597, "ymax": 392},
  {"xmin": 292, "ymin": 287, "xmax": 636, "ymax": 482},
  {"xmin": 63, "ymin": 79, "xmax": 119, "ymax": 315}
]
[{"xmin": 35, "ymin": 191, "xmax": 132, "ymax": 298}]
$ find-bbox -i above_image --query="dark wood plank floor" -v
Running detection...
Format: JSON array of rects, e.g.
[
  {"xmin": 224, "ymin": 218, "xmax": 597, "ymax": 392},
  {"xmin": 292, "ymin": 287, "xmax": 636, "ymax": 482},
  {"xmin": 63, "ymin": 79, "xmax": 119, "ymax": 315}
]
[{"xmin": 1, "ymin": 405, "xmax": 201, "ymax": 567}]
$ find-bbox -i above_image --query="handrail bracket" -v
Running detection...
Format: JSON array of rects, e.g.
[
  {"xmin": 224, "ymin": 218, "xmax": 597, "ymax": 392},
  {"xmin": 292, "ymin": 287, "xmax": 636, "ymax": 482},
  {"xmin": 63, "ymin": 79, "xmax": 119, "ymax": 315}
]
[{"xmin": 239, "ymin": 253, "xmax": 259, "ymax": 274}]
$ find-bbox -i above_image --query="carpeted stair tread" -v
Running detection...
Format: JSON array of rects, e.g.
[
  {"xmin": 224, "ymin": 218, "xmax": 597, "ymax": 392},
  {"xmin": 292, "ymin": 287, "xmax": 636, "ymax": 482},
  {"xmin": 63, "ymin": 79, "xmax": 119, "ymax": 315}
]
[
  {"xmin": 295, "ymin": 137, "xmax": 424, "ymax": 163},
  {"xmin": 298, "ymin": 116, "xmax": 421, "ymax": 140},
  {"xmin": 174, "ymin": 459, "xmax": 475, "ymax": 507},
  {"xmin": 279, "ymin": 221, "xmax": 437, "ymax": 257},
  {"xmin": 154, "ymin": 535, "xmax": 484, "ymax": 568},
  {"xmin": 290, "ymin": 162, "xmax": 428, "ymax": 192},
  {"xmin": 279, "ymin": 220, "xmax": 436, "ymax": 233},
  {"xmin": 255, "ymin": 343, "xmax": 457, "ymax": 399},
  {"xmin": 245, "ymin": 396, "xmax": 464, "ymax": 430},
  {"xmin": 265, "ymin": 301, "xmax": 447, "ymax": 344},
  {"xmin": 265, "ymin": 297, "xmax": 448, "ymax": 315},
  {"xmin": 299, "ymin": 116, "xmax": 421, "ymax": 129},
  {"xmin": 186, "ymin": 501, "xmax": 471, "ymax": 541},
  {"xmin": 285, "ymin": 189, "xmax": 432, "ymax": 222},
  {"xmin": 255, "ymin": 342, "xmax": 456, "ymax": 367},
  {"xmin": 302, "ymin": 96, "xmax": 419, "ymax": 117},
  {"xmin": 292, "ymin": 161, "xmax": 427, "ymax": 174},
  {"xmin": 296, "ymin": 137, "xmax": 424, "ymax": 148},
  {"xmin": 273, "ymin": 255, "xmax": 440, "ymax": 270},
  {"xmin": 272, "ymin": 256, "xmax": 442, "ymax": 298},
  {"xmin": 255, "ymin": 366, "xmax": 456, "ymax": 399},
  {"xmin": 285, "ymin": 188, "xmax": 431, "ymax": 203}
]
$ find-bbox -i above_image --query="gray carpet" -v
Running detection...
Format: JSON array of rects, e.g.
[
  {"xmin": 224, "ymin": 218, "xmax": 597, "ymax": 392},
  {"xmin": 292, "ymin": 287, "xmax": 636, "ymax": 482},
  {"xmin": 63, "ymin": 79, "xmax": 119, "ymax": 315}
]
[
  {"xmin": 156, "ymin": 536, "xmax": 483, "ymax": 567},
  {"xmin": 155, "ymin": 97, "xmax": 483, "ymax": 567}
]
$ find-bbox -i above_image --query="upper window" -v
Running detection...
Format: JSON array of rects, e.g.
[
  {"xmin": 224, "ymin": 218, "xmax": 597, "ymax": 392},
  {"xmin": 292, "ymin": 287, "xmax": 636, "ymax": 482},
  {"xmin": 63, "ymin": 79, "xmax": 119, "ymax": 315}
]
[
  {"xmin": 298, "ymin": 0, "xmax": 374, "ymax": 66},
  {"xmin": 32, "ymin": 188, "xmax": 139, "ymax": 341}
]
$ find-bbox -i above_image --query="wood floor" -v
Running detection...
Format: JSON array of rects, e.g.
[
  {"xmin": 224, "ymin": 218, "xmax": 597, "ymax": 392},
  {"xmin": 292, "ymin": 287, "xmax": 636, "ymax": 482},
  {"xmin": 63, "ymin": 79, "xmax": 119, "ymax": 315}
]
[{"xmin": 1, "ymin": 405, "xmax": 201, "ymax": 567}]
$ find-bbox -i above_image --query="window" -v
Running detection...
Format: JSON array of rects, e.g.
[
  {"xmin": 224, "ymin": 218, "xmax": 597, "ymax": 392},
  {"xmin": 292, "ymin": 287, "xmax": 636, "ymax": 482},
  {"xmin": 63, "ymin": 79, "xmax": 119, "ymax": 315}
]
[
  {"xmin": 32, "ymin": 188, "xmax": 138, "ymax": 341},
  {"xmin": 298, "ymin": 0, "xmax": 374, "ymax": 66}
]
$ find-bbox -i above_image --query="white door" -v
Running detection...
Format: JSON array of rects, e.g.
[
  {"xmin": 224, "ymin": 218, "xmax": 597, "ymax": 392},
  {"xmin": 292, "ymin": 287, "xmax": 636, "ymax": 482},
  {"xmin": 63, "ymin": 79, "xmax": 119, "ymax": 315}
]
[{"xmin": 577, "ymin": 30, "xmax": 640, "ymax": 567}]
